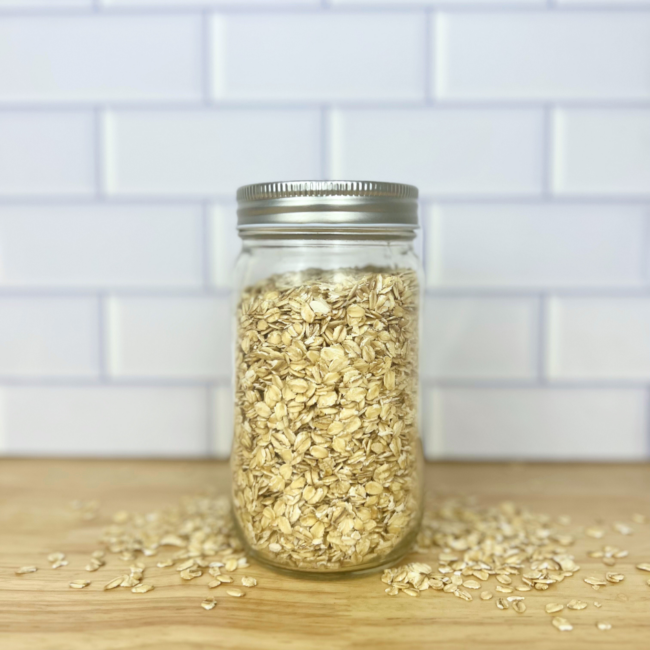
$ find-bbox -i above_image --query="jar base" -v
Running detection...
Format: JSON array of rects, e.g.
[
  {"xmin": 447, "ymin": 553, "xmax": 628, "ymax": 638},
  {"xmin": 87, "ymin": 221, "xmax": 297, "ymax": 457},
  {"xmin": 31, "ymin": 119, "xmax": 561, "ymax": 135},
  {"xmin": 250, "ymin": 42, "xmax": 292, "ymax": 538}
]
[{"xmin": 233, "ymin": 514, "xmax": 420, "ymax": 581}]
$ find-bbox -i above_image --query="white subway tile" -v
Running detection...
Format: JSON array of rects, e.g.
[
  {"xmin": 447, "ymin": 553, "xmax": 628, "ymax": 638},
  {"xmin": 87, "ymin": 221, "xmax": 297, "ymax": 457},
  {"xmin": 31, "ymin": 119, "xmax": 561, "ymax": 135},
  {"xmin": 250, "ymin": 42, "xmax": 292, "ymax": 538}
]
[
  {"xmin": 211, "ymin": 385, "xmax": 233, "ymax": 458},
  {"xmin": 548, "ymin": 297, "xmax": 650, "ymax": 380},
  {"xmin": 330, "ymin": 109, "xmax": 543, "ymax": 196},
  {"xmin": 553, "ymin": 109, "xmax": 650, "ymax": 195},
  {"xmin": 1, "ymin": 387, "xmax": 208, "ymax": 456},
  {"xmin": 423, "ymin": 297, "xmax": 538, "ymax": 380},
  {"xmin": 0, "ymin": 204, "xmax": 203, "ymax": 287},
  {"xmin": 105, "ymin": 0, "xmax": 316, "ymax": 5},
  {"xmin": 426, "ymin": 203, "xmax": 648, "ymax": 288},
  {"xmin": 209, "ymin": 204, "xmax": 240, "ymax": 289},
  {"xmin": 559, "ymin": 0, "xmax": 650, "ymax": 5},
  {"xmin": 436, "ymin": 13, "xmax": 650, "ymax": 100},
  {"xmin": 212, "ymin": 13, "xmax": 425, "ymax": 102},
  {"xmin": 429, "ymin": 388, "xmax": 647, "ymax": 459},
  {"xmin": 0, "ymin": 16, "xmax": 200, "ymax": 102},
  {"xmin": 0, "ymin": 1, "xmax": 91, "ymax": 6},
  {"xmin": 0, "ymin": 112, "xmax": 94, "ymax": 196},
  {"xmin": 106, "ymin": 110, "xmax": 321, "ymax": 197},
  {"xmin": 0, "ymin": 298, "xmax": 98, "ymax": 377},
  {"xmin": 334, "ymin": 0, "xmax": 542, "ymax": 3},
  {"xmin": 108, "ymin": 296, "xmax": 231, "ymax": 379}
]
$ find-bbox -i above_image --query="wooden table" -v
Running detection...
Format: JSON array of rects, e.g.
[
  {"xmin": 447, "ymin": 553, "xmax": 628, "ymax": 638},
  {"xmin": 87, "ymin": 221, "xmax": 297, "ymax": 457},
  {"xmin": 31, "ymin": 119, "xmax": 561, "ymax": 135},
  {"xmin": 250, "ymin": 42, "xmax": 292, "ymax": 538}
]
[{"xmin": 1, "ymin": 459, "xmax": 649, "ymax": 650}]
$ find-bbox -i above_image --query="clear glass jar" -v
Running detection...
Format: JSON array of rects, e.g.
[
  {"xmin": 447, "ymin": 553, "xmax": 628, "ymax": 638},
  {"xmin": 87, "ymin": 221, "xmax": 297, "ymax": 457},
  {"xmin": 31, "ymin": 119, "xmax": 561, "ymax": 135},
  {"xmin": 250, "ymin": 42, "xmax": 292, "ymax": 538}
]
[{"xmin": 230, "ymin": 181, "xmax": 423, "ymax": 577}]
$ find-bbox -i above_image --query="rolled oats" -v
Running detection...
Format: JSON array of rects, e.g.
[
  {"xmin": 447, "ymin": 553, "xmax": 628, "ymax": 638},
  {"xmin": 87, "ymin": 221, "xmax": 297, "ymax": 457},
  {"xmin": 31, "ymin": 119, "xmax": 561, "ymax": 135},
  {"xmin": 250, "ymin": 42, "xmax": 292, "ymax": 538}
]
[{"xmin": 232, "ymin": 268, "xmax": 421, "ymax": 572}]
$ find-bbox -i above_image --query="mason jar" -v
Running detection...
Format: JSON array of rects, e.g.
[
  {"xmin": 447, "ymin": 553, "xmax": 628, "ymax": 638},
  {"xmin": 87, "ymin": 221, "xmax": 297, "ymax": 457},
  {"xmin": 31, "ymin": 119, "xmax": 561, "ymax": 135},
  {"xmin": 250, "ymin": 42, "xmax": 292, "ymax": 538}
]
[{"xmin": 231, "ymin": 181, "xmax": 423, "ymax": 577}]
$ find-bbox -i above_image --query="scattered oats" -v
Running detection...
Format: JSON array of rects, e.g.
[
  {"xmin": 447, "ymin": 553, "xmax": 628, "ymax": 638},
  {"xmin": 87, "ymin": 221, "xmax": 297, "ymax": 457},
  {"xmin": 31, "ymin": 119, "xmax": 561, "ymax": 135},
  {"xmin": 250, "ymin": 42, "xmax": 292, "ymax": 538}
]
[
  {"xmin": 403, "ymin": 588, "xmax": 420, "ymax": 597},
  {"xmin": 218, "ymin": 575, "xmax": 233, "ymax": 584},
  {"xmin": 545, "ymin": 603, "xmax": 564, "ymax": 614},
  {"xmin": 635, "ymin": 563, "xmax": 650, "ymax": 572},
  {"xmin": 175, "ymin": 559, "xmax": 196, "ymax": 572},
  {"xmin": 69, "ymin": 580, "xmax": 90, "ymax": 589},
  {"xmin": 480, "ymin": 591, "xmax": 493, "ymax": 601},
  {"xmin": 584, "ymin": 577, "xmax": 607, "ymax": 586},
  {"xmin": 586, "ymin": 527, "xmax": 605, "ymax": 539},
  {"xmin": 209, "ymin": 561, "xmax": 224, "ymax": 569},
  {"xmin": 112, "ymin": 510, "xmax": 129, "ymax": 524},
  {"xmin": 463, "ymin": 579, "xmax": 481, "ymax": 590},
  {"xmin": 201, "ymin": 598, "xmax": 217, "ymax": 611},
  {"xmin": 179, "ymin": 568, "xmax": 202, "ymax": 580},
  {"xmin": 596, "ymin": 622, "xmax": 612, "ymax": 631},
  {"xmin": 512, "ymin": 601, "xmax": 526, "ymax": 614},
  {"xmin": 104, "ymin": 576, "xmax": 124, "ymax": 590},
  {"xmin": 516, "ymin": 586, "xmax": 532, "ymax": 592},
  {"xmin": 496, "ymin": 598, "xmax": 509, "ymax": 610},
  {"xmin": 120, "ymin": 575, "xmax": 140, "ymax": 588},
  {"xmin": 237, "ymin": 558, "xmax": 250, "ymax": 569},
  {"xmin": 208, "ymin": 566, "xmax": 221, "ymax": 578},
  {"xmin": 496, "ymin": 585, "xmax": 513, "ymax": 594},
  {"xmin": 226, "ymin": 589, "xmax": 244, "ymax": 598},
  {"xmin": 605, "ymin": 572, "xmax": 625, "ymax": 583},
  {"xmin": 85, "ymin": 558, "xmax": 104, "ymax": 572},
  {"xmin": 613, "ymin": 522, "xmax": 633, "ymax": 536},
  {"xmin": 225, "ymin": 558, "xmax": 238, "ymax": 573},
  {"xmin": 208, "ymin": 580, "xmax": 221, "ymax": 589},
  {"xmin": 428, "ymin": 579, "xmax": 444, "ymax": 590},
  {"xmin": 567, "ymin": 599, "xmax": 587, "ymax": 610},
  {"xmin": 632, "ymin": 513, "xmax": 647, "ymax": 524},
  {"xmin": 51, "ymin": 560, "xmax": 68, "ymax": 569},
  {"xmin": 456, "ymin": 589, "xmax": 472, "ymax": 602},
  {"xmin": 131, "ymin": 584, "xmax": 154, "ymax": 593},
  {"xmin": 552, "ymin": 617, "xmax": 573, "ymax": 632},
  {"xmin": 15, "ymin": 566, "xmax": 37, "ymax": 575},
  {"xmin": 157, "ymin": 559, "xmax": 174, "ymax": 568},
  {"xmin": 594, "ymin": 601, "xmax": 602, "ymax": 608},
  {"xmin": 496, "ymin": 574, "xmax": 512, "ymax": 585},
  {"xmin": 241, "ymin": 576, "xmax": 257, "ymax": 588},
  {"xmin": 92, "ymin": 550, "xmax": 105, "ymax": 560},
  {"xmin": 385, "ymin": 586, "xmax": 399, "ymax": 596},
  {"xmin": 47, "ymin": 552, "xmax": 65, "ymax": 563}
]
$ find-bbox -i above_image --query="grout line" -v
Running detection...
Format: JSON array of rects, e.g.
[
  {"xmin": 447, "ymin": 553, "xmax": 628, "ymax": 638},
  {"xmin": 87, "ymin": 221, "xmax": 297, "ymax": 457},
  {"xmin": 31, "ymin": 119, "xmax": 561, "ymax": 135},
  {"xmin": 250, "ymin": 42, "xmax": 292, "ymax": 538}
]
[
  {"xmin": 0, "ymin": 377, "xmax": 233, "ymax": 387},
  {"xmin": 1, "ymin": 5, "xmax": 649, "ymax": 16},
  {"xmin": 1, "ymin": 101, "xmax": 650, "ymax": 112},
  {"xmin": 1, "ymin": 286, "xmax": 650, "ymax": 298},
  {"xmin": 422, "ymin": 379, "xmax": 650, "ymax": 390}
]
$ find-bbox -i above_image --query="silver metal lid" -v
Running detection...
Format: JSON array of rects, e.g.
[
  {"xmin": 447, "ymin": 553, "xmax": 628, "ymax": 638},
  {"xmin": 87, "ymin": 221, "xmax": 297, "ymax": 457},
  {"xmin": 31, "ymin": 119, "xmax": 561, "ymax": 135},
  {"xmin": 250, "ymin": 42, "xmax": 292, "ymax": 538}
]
[{"xmin": 236, "ymin": 181, "xmax": 419, "ymax": 236}]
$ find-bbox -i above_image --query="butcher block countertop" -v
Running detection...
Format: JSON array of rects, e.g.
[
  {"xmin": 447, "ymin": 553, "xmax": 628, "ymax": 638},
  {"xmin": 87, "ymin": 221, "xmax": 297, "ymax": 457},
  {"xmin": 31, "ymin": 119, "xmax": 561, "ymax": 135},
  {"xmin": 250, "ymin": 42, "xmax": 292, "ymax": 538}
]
[{"xmin": 1, "ymin": 459, "xmax": 649, "ymax": 650}]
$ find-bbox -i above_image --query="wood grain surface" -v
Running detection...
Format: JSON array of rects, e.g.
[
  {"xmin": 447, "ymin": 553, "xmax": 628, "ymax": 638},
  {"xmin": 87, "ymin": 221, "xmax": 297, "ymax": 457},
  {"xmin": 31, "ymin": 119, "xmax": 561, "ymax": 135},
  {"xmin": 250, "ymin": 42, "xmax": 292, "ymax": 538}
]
[{"xmin": 1, "ymin": 459, "xmax": 649, "ymax": 650}]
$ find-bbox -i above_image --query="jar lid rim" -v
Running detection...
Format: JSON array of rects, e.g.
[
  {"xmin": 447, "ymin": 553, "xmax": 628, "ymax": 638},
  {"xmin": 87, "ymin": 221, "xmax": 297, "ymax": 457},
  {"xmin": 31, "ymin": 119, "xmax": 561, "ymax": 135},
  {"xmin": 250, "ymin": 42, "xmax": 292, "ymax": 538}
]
[
  {"xmin": 236, "ymin": 180, "xmax": 418, "ymax": 202},
  {"xmin": 236, "ymin": 180, "xmax": 419, "ymax": 230}
]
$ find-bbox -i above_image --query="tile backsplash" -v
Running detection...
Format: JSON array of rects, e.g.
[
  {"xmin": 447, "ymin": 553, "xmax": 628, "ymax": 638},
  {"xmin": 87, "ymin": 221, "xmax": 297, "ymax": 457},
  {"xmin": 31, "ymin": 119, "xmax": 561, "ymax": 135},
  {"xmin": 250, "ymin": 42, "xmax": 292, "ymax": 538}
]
[{"xmin": 0, "ymin": 1, "xmax": 648, "ymax": 459}]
